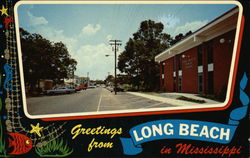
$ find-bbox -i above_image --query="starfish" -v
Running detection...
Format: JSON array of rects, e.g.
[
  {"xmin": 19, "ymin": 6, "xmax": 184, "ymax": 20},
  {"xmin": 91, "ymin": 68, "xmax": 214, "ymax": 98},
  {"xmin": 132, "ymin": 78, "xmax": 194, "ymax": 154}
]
[
  {"xmin": 0, "ymin": 5, "xmax": 8, "ymax": 16},
  {"xmin": 30, "ymin": 123, "xmax": 44, "ymax": 137},
  {"xmin": 3, "ymin": 16, "xmax": 13, "ymax": 29}
]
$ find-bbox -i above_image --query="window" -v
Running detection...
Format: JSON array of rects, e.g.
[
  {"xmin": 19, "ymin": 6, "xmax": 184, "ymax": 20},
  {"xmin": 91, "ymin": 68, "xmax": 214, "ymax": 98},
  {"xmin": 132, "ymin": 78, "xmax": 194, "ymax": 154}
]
[
  {"xmin": 198, "ymin": 73, "xmax": 203, "ymax": 93},
  {"xmin": 173, "ymin": 56, "xmax": 176, "ymax": 72},
  {"xmin": 173, "ymin": 77, "xmax": 176, "ymax": 92},
  {"xmin": 198, "ymin": 46, "xmax": 203, "ymax": 66},
  {"xmin": 208, "ymin": 71, "xmax": 214, "ymax": 94},
  {"xmin": 178, "ymin": 76, "xmax": 182, "ymax": 92},
  {"xmin": 161, "ymin": 63, "xmax": 165, "ymax": 86},
  {"xmin": 161, "ymin": 62, "xmax": 165, "ymax": 74},
  {"xmin": 178, "ymin": 56, "xmax": 182, "ymax": 70},
  {"xmin": 207, "ymin": 41, "xmax": 213, "ymax": 64}
]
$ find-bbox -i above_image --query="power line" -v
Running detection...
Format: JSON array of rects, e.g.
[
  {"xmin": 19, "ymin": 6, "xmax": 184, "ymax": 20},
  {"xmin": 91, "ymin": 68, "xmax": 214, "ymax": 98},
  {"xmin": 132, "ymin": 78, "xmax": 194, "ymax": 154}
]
[{"xmin": 109, "ymin": 40, "xmax": 122, "ymax": 95}]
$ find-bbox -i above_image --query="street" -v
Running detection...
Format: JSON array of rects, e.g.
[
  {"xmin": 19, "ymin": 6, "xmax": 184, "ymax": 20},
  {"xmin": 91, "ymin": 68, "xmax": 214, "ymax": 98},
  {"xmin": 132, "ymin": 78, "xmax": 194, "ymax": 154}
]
[{"xmin": 27, "ymin": 87, "xmax": 175, "ymax": 115}]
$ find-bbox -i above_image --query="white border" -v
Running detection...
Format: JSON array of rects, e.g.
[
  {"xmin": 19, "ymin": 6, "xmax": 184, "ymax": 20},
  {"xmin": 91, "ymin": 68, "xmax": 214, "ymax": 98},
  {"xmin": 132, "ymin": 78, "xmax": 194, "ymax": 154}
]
[{"xmin": 14, "ymin": 1, "xmax": 243, "ymax": 119}]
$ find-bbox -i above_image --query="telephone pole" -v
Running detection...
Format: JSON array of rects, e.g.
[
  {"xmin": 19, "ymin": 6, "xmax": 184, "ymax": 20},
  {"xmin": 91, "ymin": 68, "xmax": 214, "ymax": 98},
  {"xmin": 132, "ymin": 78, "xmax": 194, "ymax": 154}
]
[
  {"xmin": 109, "ymin": 40, "xmax": 122, "ymax": 95},
  {"xmin": 87, "ymin": 72, "xmax": 89, "ymax": 87}
]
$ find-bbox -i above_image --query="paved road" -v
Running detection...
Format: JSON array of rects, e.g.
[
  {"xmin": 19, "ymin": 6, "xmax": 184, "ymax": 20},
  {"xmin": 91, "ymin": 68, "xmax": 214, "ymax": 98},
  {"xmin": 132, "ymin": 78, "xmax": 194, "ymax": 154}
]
[{"xmin": 27, "ymin": 87, "xmax": 175, "ymax": 115}]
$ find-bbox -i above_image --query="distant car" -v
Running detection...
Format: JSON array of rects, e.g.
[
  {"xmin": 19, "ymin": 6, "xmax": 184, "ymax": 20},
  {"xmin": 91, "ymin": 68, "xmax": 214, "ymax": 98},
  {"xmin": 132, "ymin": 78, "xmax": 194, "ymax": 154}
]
[
  {"xmin": 87, "ymin": 86, "xmax": 96, "ymax": 89},
  {"xmin": 46, "ymin": 87, "xmax": 76, "ymax": 95}
]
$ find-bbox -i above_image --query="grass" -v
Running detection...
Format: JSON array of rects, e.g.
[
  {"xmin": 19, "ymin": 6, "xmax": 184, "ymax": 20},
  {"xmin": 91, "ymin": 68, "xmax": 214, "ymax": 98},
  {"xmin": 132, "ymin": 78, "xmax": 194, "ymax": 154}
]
[
  {"xmin": 177, "ymin": 96, "xmax": 206, "ymax": 103},
  {"xmin": 35, "ymin": 136, "xmax": 73, "ymax": 157}
]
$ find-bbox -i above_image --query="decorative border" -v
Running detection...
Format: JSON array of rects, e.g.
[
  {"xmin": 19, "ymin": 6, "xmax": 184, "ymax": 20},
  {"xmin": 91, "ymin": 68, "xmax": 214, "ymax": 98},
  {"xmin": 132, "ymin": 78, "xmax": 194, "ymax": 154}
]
[
  {"xmin": 13, "ymin": 1, "xmax": 245, "ymax": 120},
  {"xmin": 0, "ymin": 0, "xmax": 248, "ymax": 157},
  {"xmin": 0, "ymin": 1, "xmax": 72, "ymax": 157}
]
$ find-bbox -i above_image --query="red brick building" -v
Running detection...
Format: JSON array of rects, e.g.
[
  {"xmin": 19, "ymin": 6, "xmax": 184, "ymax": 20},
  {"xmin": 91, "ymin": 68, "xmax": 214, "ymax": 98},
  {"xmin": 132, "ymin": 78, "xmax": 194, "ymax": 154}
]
[{"xmin": 155, "ymin": 8, "xmax": 239, "ymax": 96}]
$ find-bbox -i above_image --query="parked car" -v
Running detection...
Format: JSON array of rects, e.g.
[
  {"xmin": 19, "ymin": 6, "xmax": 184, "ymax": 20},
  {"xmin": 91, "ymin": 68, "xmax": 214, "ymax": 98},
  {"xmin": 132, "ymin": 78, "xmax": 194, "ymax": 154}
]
[
  {"xmin": 88, "ymin": 85, "xmax": 96, "ymax": 89},
  {"xmin": 75, "ymin": 85, "xmax": 87, "ymax": 91},
  {"xmin": 46, "ymin": 87, "xmax": 76, "ymax": 95}
]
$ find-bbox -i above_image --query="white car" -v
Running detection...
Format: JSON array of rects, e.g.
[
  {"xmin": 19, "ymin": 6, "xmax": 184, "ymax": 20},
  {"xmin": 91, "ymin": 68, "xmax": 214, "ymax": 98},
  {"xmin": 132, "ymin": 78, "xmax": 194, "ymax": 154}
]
[{"xmin": 46, "ymin": 87, "xmax": 76, "ymax": 95}]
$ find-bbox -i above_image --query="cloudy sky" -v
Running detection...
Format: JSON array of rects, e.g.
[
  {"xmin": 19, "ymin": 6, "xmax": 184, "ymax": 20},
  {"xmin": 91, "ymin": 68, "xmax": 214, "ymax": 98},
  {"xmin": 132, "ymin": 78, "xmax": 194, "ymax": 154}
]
[{"xmin": 17, "ymin": 3, "xmax": 235, "ymax": 80}]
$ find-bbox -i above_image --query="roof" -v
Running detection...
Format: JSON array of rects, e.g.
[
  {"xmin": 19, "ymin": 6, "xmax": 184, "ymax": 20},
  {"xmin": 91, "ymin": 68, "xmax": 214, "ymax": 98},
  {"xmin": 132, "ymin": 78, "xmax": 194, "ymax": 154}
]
[{"xmin": 155, "ymin": 7, "xmax": 239, "ymax": 63}]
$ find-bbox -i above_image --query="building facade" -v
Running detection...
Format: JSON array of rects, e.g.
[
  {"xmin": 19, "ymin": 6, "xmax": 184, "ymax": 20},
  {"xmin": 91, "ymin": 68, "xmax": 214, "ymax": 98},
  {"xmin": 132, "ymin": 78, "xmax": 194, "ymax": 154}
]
[{"xmin": 155, "ymin": 8, "xmax": 239, "ymax": 97}]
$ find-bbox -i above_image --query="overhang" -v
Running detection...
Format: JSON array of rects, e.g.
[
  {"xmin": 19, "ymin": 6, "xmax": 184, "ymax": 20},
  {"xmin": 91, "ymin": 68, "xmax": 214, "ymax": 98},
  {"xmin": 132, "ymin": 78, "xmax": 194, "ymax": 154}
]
[{"xmin": 155, "ymin": 8, "xmax": 239, "ymax": 63}]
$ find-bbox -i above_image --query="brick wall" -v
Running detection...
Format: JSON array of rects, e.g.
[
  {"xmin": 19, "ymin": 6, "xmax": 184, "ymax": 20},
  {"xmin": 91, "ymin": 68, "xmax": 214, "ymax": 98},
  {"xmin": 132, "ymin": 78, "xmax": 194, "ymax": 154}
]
[
  {"xmin": 159, "ymin": 29, "xmax": 235, "ymax": 96},
  {"xmin": 164, "ymin": 58, "xmax": 174, "ymax": 92},
  {"xmin": 213, "ymin": 29, "xmax": 236, "ymax": 96},
  {"xmin": 182, "ymin": 47, "xmax": 198, "ymax": 93}
]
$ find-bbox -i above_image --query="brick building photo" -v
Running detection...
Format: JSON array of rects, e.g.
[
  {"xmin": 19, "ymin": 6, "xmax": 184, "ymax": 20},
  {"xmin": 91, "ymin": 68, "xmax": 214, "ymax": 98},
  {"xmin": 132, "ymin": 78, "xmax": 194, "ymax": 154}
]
[{"xmin": 155, "ymin": 7, "xmax": 239, "ymax": 100}]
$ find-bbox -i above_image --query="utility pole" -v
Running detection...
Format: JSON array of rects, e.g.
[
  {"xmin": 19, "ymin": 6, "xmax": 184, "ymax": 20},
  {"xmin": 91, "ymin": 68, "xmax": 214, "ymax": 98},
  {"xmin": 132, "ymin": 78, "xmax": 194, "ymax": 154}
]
[
  {"xmin": 87, "ymin": 72, "xmax": 89, "ymax": 87},
  {"xmin": 109, "ymin": 40, "xmax": 122, "ymax": 95}
]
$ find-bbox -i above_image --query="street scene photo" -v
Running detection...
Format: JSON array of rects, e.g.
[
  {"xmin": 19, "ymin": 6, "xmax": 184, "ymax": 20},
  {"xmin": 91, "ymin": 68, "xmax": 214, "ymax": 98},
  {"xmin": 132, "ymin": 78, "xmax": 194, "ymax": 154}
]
[{"xmin": 15, "ymin": 3, "xmax": 240, "ymax": 117}]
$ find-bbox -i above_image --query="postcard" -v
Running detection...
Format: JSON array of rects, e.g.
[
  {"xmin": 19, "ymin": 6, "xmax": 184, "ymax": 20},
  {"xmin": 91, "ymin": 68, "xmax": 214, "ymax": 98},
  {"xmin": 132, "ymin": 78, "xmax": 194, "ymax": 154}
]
[{"xmin": 0, "ymin": 0, "xmax": 248, "ymax": 157}]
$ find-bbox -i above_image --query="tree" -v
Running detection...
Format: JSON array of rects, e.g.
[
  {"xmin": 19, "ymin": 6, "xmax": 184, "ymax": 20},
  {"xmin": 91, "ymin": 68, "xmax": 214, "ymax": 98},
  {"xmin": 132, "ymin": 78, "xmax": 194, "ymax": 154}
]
[
  {"xmin": 118, "ymin": 20, "xmax": 172, "ymax": 91},
  {"xmin": 171, "ymin": 31, "xmax": 192, "ymax": 45},
  {"xmin": 105, "ymin": 75, "xmax": 114, "ymax": 85},
  {"xmin": 116, "ymin": 74, "xmax": 131, "ymax": 85},
  {"xmin": 20, "ymin": 28, "xmax": 77, "ymax": 93}
]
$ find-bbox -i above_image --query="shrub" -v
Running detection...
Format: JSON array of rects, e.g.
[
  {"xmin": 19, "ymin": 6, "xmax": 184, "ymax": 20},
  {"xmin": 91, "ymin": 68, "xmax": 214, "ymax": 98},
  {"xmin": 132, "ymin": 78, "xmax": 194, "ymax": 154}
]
[{"xmin": 177, "ymin": 96, "xmax": 206, "ymax": 103}]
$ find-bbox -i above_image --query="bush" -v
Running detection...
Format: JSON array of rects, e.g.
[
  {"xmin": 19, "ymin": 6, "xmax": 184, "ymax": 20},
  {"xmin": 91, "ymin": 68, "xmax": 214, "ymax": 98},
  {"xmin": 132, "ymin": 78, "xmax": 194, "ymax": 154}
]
[
  {"xmin": 177, "ymin": 96, "xmax": 206, "ymax": 103},
  {"xmin": 123, "ymin": 84, "xmax": 138, "ymax": 92}
]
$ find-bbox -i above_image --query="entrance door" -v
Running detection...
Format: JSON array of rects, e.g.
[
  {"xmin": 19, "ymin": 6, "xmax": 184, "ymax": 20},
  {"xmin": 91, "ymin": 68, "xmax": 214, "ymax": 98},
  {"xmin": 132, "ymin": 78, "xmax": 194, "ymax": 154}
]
[
  {"xmin": 173, "ymin": 77, "xmax": 176, "ymax": 92},
  {"xmin": 207, "ymin": 71, "xmax": 214, "ymax": 94},
  {"xmin": 178, "ymin": 76, "xmax": 182, "ymax": 92},
  {"xmin": 198, "ymin": 73, "xmax": 203, "ymax": 93}
]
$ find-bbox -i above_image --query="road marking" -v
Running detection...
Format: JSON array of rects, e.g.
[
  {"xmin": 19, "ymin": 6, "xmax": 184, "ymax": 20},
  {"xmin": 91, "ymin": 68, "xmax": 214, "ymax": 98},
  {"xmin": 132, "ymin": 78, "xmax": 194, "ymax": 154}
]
[{"xmin": 96, "ymin": 88, "xmax": 103, "ymax": 112}]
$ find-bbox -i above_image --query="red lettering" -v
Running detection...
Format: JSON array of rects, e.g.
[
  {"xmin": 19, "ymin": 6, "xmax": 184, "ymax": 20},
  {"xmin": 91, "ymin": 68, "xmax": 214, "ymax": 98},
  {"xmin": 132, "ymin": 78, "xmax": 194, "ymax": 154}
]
[
  {"xmin": 213, "ymin": 147, "xmax": 218, "ymax": 154},
  {"xmin": 222, "ymin": 146, "xmax": 230, "ymax": 157},
  {"xmin": 174, "ymin": 144, "xmax": 241, "ymax": 157},
  {"xmin": 218, "ymin": 145, "xmax": 224, "ymax": 154},
  {"xmin": 236, "ymin": 146, "xmax": 242, "ymax": 154},
  {"xmin": 160, "ymin": 146, "xmax": 172, "ymax": 154},
  {"xmin": 228, "ymin": 147, "xmax": 237, "ymax": 157},
  {"xmin": 176, "ymin": 143, "xmax": 192, "ymax": 154}
]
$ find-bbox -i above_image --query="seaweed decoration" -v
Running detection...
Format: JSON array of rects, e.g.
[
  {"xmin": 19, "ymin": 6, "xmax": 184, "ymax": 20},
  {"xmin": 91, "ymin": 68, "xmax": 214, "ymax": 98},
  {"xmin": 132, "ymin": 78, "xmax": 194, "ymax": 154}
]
[
  {"xmin": 0, "ymin": 0, "xmax": 72, "ymax": 156},
  {"xmin": 35, "ymin": 135, "xmax": 73, "ymax": 157}
]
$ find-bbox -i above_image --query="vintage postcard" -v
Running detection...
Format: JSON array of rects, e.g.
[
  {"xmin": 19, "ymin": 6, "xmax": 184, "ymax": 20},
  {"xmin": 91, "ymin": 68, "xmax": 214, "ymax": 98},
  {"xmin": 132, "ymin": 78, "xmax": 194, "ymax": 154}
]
[{"xmin": 0, "ymin": 0, "xmax": 249, "ymax": 157}]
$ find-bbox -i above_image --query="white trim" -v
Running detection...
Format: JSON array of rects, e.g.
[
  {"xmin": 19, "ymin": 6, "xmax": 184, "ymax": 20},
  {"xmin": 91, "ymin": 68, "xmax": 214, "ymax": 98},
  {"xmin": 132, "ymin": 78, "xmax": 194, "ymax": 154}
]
[
  {"xmin": 162, "ymin": 74, "xmax": 164, "ymax": 79},
  {"xmin": 178, "ymin": 70, "xmax": 182, "ymax": 76},
  {"xmin": 173, "ymin": 71, "xmax": 176, "ymax": 77},
  {"xmin": 208, "ymin": 63, "xmax": 214, "ymax": 72},
  {"xmin": 198, "ymin": 66, "xmax": 203, "ymax": 73}
]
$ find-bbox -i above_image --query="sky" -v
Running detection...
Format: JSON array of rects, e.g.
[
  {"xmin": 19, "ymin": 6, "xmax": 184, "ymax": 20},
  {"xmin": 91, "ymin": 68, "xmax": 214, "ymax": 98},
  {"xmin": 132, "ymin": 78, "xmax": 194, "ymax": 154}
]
[{"xmin": 17, "ymin": 3, "xmax": 236, "ymax": 80}]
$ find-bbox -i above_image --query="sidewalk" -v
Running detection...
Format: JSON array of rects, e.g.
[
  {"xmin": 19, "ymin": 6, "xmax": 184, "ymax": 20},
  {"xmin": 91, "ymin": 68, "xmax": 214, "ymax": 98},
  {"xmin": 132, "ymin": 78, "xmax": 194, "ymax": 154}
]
[{"xmin": 126, "ymin": 92, "xmax": 221, "ymax": 106}]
